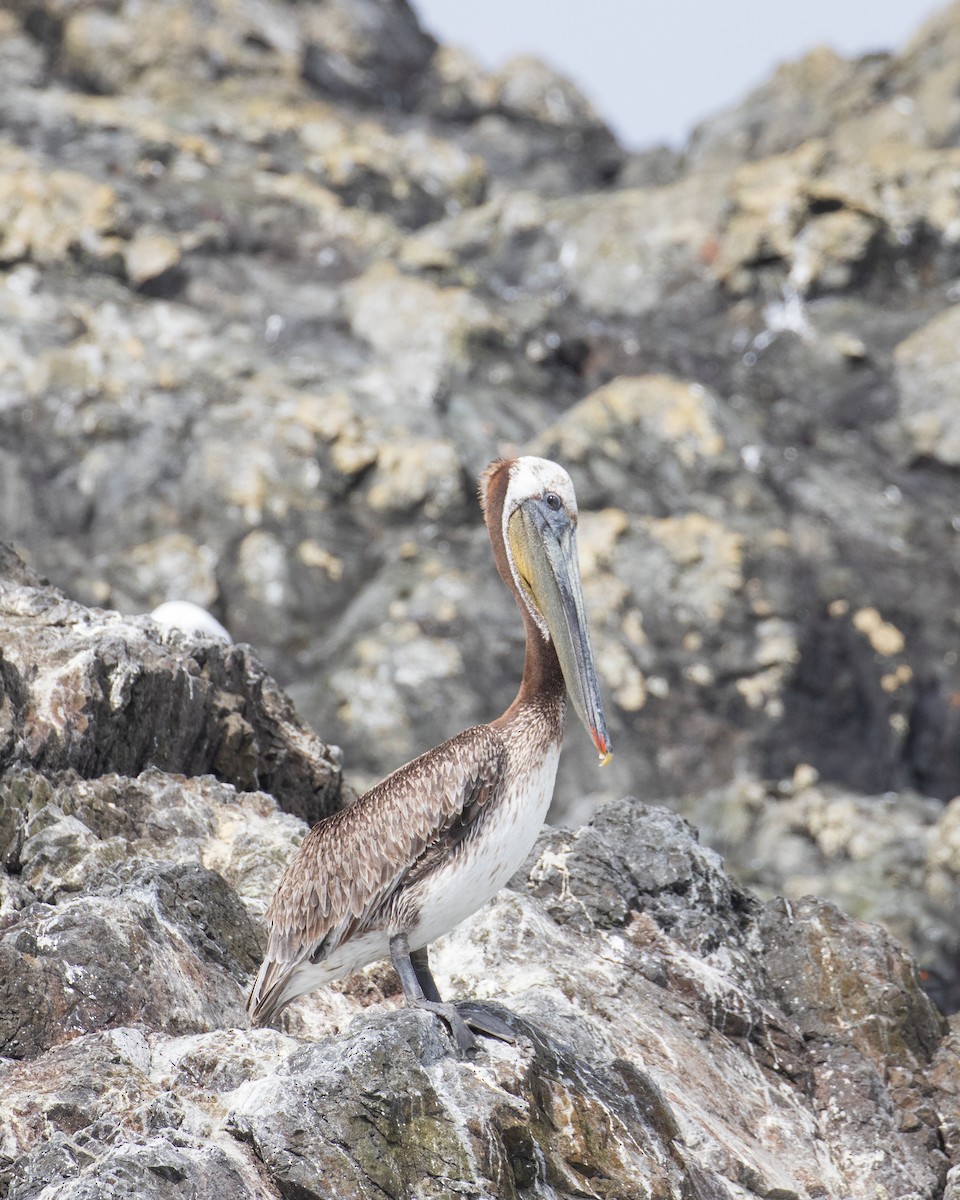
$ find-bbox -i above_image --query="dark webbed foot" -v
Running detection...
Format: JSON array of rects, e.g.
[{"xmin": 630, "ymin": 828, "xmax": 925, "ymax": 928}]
[
  {"xmin": 456, "ymin": 1001, "xmax": 517, "ymax": 1045},
  {"xmin": 410, "ymin": 997, "xmax": 479, "ymax": 1052}
]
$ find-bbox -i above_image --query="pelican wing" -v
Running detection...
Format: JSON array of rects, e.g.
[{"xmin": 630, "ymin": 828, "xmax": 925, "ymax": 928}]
[{"xmin": 248, "ymin": 724, "xmax": 505, "ymax": 1022}]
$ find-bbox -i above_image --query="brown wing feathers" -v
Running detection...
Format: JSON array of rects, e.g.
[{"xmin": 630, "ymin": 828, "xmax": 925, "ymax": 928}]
[{"xmin": 257, "ymin": 724, "xmax": 505, "ymax": 980}]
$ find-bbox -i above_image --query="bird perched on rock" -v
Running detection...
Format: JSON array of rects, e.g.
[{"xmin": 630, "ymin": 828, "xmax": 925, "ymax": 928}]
[{"xmin": 248, "ymin": 456, "xmax": 611, "ymax": 1050}]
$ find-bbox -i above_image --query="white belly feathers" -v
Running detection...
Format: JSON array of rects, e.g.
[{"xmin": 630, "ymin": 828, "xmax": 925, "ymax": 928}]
[{"xmin": 408, "ymin": 739, "xmax": 562, "ymax": 950}]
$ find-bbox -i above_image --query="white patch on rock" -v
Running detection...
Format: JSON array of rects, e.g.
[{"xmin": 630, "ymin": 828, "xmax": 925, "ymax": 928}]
[{"xmin": 150, "ymin": 600, "xmax": 231, "ymax": 642}]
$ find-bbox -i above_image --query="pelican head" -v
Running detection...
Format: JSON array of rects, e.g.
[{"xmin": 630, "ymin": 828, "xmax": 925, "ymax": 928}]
[{"xmin": 482, "ymin": 456, "xmax": 612, "ymax": 765}]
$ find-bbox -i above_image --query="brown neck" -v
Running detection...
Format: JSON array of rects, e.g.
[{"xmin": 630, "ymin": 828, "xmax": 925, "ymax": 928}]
[
  {"xmin": 479, "ymin": 458, "xmax": 567, "ymax": 717},
  {"xmin": 516, "ymin": 606, "xmax": 566, "ymax": 707}
]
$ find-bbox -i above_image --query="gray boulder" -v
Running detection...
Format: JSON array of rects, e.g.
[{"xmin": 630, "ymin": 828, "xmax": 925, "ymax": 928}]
[
  {"xmin": 0, "ymin": 568, "xmax": 955, "ymax": 1196},
  {"xmin": 0, "ymin": 553, "xmax": 344, "ymax": 824}
]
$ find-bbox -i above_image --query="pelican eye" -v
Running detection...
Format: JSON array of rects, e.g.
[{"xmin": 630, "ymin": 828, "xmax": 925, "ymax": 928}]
[{"xmin": 544, "ymin": 492, "xmax": 562, "ymax": 511}]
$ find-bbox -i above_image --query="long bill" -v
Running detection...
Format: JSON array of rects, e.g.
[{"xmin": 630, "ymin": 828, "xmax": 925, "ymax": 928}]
[{"xmin": 509, "ymin": 506, "xmax": 613, "ymax": 765}]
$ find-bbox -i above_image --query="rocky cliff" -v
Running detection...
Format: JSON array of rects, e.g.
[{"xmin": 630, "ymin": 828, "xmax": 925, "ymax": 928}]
[
  {"xmin": 4, "ymin": 0, "xmax": 960, "ymax": 815},
  {"xmin": 3, "ymin": 0, "xmax": 960, "ymax": 1194},
  {"xmin": 1, "ymin": 558, "xmax": 957, "ymax": 1198}
]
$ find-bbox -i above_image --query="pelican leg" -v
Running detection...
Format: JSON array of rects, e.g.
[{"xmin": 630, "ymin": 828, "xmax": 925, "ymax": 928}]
[
  {"xmin": 410, "ymin": 946, "xmax": 443, "ymax": 1003},
  {"xmin": 410, "ymin": 944, "xmax": 517, "ymax": 1045},
  {"xmin": 390, "ymin": 934, "xmax": 477, "ymax": 1053}
]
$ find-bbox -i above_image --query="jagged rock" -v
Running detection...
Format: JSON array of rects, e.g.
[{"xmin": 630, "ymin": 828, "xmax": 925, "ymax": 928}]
[
  {"xmin": 5, "ymin": 0, "xmax": 959, "ymax": 819},
  {"xmin": 0, "ymin": 554, "xmax": 343, "ymax": 823},
  {"xmin": 0, "ymin": 787, "xmax": 953, "ymax": 1198},
  {"xmin": 0, "ymin": 767, "xmax": 306, "ymax": 918},
  {"xmin": 227, "ymin": 1010, "xmax": 703, "ymax": 1200},
  {"xmin": 0, "ymin": 763, "xmax": 308, "ymax": 1061},
  {"xmin": 0, "ymin": 861, "xmax": 255, "ymax": 1059},
  {"xmin": 674, "ymin": 772, "xmax": 960, "ymax": 1012},
  {"xmin": 1, "ymin": 1023, "xmax": 269, "ymax": 1199}
]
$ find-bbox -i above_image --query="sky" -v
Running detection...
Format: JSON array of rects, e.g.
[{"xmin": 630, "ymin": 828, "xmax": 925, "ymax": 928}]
[{"xmin": 412, "ymin": 0, "xmax": 944, "ymax": 149}]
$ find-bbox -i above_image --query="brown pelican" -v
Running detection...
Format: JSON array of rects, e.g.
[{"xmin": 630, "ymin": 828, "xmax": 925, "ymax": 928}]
[{"xmin": 248, "ymin": 456, "xmax": 611, "ymax": 1050}]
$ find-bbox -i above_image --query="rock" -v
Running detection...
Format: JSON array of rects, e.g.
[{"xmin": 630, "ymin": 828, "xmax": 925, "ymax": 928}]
[
  {"xmin": 898, "ymin": 1, "xmax": 960, "ymax": 147},
  {"xmin": 548, "ymin": 179, "xmax": 723, "ymax": 320},
  {"xmin": 892, "ymin": 303, "xmax": 960, "ymax": 465},
  {"xmin": 344, "ymin": 259, "xmax": 499, "ymax": 405},
  {"xmin": 534, "ymin": 373, "xmax": 726, "ymax": 502},
  {"xmin": 0, "ymin": 142, "xmax": 118, "ymax": 267},
  {"xmin": 123, "ymin": 230, "xmax": 183, "ymax": 291},
  {"xmin": 674, "ymin": 773, "xmax": 960, "ymax": 1013},
  {"xmin": 0, "ymin": 759, "xmax": 310, "ymax": 1063},
  {"xmin": 0, "ymin": 550, "xmax": 343, "ymax": 823},
  {"xmin": 60, "ymin": 8, "xmax": 141, "ymax": 96},
  {"xmin": 2, "ymin": 7, "xmax": 960, "ymax": 1176},
  {"xmin": 0, "ymin": 11, "xmax": 42, "ymax": 89},
  {"xmin": 293, "ymin": 114, "xmax": 488, "ymax": 230},
  {"xmin": 491, "ymin": 54, "xmax": 606, "ymax": 129},
  {"xmin": 227, "ymin": 1009, "xmax": 701, "ymax": 1199},
  {"xmin": 0, "ymin": 862, "xmax": 256, "ymax": 1059},
  {"xmin": 300, "ymin": 0, "xmax": 436, "ymax": 110},
  {"xmin": 120, "ymin": 533, "xmax": 220, "ymax": 613},
  {"xmin": 686, "ymin": 47, "xmax": 881, "ymax": 171},
  {"xmin": 0, "ymin": 767, "xmax": 308, "ymax": 919},
  {"xmin": 685, "ymin": 3, "xmax": 960, "ymax": 172},
  {"xmin": 1, "ymin": 782, "xmax": 953, "ymax": 1197},
  {"xmin": 932, "ymin": 1013, "xmax": 960, "ymax": 1166},
  {"xmin": 0, "ymin": 1026, "xmax": 271, "ymax": 1199}
]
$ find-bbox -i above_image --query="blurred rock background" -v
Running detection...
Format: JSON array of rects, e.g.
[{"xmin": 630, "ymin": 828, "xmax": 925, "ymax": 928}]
[{"xmin": 3, "ymin": 0, "xmax": 960, "ymax": 991}]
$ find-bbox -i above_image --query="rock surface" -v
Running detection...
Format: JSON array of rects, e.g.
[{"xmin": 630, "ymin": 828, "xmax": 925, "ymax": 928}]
[
  {"xmin": 0, "ymin": 561, "xmax": 954, "ymax": 1196},
  {"xmin": 675, "ymin": 770, "xmax": 960, "ymax": 1014},
  {"xmin": 0, "ymin": 554, "xmax": 344, "ymax": 825},
  {"xmin": 3, "ymin": 1, "xmax": 960, "ymax": 1193}
]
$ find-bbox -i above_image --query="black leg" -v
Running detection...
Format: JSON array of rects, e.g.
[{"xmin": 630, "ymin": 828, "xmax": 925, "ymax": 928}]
[
  {"xmin": 391, "ymin": 936, "xmax": 517, "ymax": 1048},
  {"xmin": 411, "ymin": 946, "xmax": 443, "ymax": 1003},
  {"xmin": 389, "ymin": 933, "xmax": 477, "ymax": 1052}
]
